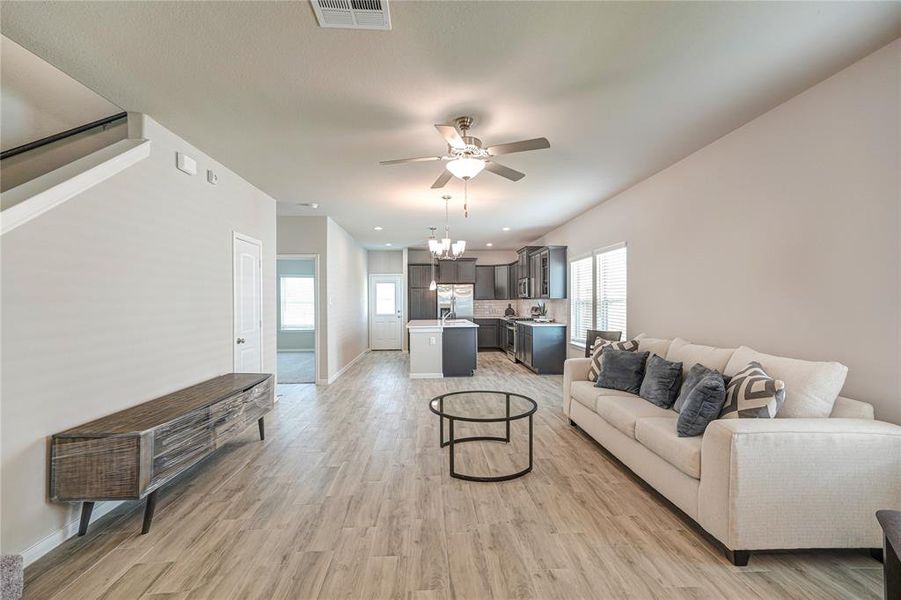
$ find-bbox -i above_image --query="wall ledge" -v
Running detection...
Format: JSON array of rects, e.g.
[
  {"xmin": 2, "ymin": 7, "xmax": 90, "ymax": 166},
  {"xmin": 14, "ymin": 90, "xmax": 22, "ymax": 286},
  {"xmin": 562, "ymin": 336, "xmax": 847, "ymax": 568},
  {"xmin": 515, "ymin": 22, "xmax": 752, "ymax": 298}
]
[{"xmin": 1, "ymin": 138, "xmax": 150, "ymax": 235}]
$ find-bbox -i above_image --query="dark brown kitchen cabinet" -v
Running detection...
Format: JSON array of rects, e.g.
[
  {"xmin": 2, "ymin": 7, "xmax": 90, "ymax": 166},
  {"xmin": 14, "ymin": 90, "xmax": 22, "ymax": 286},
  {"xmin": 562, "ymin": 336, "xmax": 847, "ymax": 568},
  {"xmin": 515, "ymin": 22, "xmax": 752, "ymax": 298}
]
[
  {"xmin": 409, "ymin": 264, "xmax": 433, "ymax": 289},
  {"xmin": 530, "ymin": 246, "xmax": 567, "ymax": 299},
  {"xmin": 474, "ymin": 318, "xmax": 501, "ymax": 349},
  {"xmin": 475, "ymin": 266, "xmax": 495, "ymax": 300},
  {"xmin": 494, "ymin": 264, "xmax": 510, "ymax": 300},
  {"xmin": 456, "ymin": 259, "xmax": 476, "ymax": 283},
  {"xmin": 409, "ymin": 288, "xmax": 436, "ymax": 320},
  {"xmin": 436, "ymin": 258, "xmax": 476, "ymax": 284}
]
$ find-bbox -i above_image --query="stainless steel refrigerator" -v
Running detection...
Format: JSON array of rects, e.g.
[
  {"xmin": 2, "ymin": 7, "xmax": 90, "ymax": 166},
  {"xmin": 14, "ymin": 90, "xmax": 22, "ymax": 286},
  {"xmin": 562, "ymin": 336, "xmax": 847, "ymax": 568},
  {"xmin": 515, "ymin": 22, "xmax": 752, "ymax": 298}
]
[{"xmin": 436, "ymin": 284, "xmax": 474, "ymax": 319}]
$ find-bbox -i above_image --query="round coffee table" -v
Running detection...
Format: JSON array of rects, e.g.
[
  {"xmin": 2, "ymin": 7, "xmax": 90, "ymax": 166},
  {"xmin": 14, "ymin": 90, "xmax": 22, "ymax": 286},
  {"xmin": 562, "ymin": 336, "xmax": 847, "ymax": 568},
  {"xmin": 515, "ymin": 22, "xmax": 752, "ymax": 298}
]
[{"xmin": 428, "ymin": 390, "xmax": 537, "ymax": 482}]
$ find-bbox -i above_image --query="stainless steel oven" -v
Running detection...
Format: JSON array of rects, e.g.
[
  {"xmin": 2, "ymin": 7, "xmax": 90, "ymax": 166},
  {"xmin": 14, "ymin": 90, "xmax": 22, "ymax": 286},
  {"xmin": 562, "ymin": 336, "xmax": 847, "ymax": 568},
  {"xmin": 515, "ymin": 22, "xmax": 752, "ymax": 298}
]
[{"xmin": 504, "ymin": 320, "xmax": 517, "ymax": 361}]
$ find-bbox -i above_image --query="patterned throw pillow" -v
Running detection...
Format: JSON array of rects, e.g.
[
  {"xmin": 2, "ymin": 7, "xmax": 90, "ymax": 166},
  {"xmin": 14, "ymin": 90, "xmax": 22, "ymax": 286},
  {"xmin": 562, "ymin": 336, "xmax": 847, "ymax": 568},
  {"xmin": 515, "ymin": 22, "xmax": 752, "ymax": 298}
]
[
  {"xmin": 587, "ymin": 339, "xmax": 639, "ymax": 382},
  {"xmin": 720, "ymin": 361, "xmax": 785, "ymax": 419}
]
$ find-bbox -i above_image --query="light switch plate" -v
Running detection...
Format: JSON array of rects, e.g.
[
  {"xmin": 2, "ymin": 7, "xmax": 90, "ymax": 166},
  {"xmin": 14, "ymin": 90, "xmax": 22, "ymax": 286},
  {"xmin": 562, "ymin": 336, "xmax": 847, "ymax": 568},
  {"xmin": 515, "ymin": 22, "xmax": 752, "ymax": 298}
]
[{"xmin": 176, "ymin": 152, "xmax": 197, "ymax": 175}]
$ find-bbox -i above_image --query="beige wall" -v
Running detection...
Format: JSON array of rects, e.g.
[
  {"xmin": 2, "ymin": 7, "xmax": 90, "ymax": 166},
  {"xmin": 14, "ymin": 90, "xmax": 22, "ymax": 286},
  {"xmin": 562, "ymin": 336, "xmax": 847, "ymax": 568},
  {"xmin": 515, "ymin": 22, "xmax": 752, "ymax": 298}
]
[
  {"xmin": 0, "ymin": 114, "xmax": 277, "ymax": 558},
  {"xmin": 536, "ymin": 40, "xmax": 901, "ymax": 424},
  {"xmin": 277, "ymin": 216, "xmax": 328, "ymax": 381},
  {"xmin": 367, "ymin": 250, "xmax": 403, "ymax": 274},
  {"xmin": 327, "ymin": 218, "xmax": 369, "ymax": 380},
  {"xmin": 277, "ymin": 216, "xmax": 368, "ymax": 381}
]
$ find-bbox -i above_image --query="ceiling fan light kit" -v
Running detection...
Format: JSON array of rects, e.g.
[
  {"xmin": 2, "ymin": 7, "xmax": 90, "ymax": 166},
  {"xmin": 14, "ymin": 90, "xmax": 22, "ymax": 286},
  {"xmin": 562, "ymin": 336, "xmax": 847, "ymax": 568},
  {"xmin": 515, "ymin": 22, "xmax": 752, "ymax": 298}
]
[
  {"xmin": 446, "ymin": 157, "xmax": 485, "ymax": 180},
  {"xmin": 380, "ymin": 115, "xmax": 550, "ymax": 189}
]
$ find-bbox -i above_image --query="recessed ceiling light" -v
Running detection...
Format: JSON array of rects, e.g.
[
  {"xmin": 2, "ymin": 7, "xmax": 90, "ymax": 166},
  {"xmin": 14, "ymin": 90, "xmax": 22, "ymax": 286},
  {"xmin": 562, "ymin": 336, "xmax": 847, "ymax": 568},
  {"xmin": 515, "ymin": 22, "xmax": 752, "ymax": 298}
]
[
  {"xmin": 385, "ymin": 243, "xmax": 392, "ymax": 246},
  {"xmin": 374, "ymin": 226, "xmax": 383, "ymax": 231},
  {"xmin": 296, "ymin": 202, "xmax": 319, "ymax": 208},
  {"xmin": 502, "ymin": 226, "xmax": 511, "ymax": 231},
  {"xmin": 486, "ymin": 243, "xmax": 493, "ymax": 247}
]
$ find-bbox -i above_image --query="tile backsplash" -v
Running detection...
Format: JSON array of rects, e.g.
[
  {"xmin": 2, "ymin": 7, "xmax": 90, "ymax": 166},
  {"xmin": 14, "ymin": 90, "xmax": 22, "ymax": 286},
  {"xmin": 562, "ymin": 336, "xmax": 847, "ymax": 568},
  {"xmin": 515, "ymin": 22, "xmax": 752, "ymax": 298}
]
[{"xmin": 473, "ymin": 299, "xmax": 568, "ymax": 324}]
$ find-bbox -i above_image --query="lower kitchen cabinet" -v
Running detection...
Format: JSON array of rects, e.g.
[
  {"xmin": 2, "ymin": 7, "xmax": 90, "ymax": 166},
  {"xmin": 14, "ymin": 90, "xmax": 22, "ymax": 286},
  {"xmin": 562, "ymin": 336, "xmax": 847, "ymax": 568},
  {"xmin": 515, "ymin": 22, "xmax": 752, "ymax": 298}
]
[
  {"xmin": 515, "ymin": 324, "xmax": 566, "ymax": 374},
  {"xmin": 474, "ymin": 318, "xmax": 501, "ymax": 349}
]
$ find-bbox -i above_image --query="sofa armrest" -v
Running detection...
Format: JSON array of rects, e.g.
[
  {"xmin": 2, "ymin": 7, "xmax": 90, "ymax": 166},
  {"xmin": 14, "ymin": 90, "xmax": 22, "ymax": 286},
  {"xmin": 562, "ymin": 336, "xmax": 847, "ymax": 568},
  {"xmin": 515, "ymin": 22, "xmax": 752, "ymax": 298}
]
[
  {"xmin": 698, "ymin": 418, "xmax": 901, "ymax": 551},
  {"xmin": 562, "ymin": 358, "xmax": 591, "ymax": 416},
  {"xmin": 830, "ymin": 396, "xmax": 875, "ymax": 419}
]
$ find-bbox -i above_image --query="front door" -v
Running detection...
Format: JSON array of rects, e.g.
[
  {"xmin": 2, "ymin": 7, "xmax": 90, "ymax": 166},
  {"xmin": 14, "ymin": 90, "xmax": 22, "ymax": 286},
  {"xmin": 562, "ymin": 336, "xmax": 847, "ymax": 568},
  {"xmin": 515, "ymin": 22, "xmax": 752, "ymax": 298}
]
[
  {"xmin": 369, "ymin": 274, "xmax": 403, "ymax": 350},
  {"xmin": 234, "ymin": 233, "xmax": 263, "ymax": 371}
]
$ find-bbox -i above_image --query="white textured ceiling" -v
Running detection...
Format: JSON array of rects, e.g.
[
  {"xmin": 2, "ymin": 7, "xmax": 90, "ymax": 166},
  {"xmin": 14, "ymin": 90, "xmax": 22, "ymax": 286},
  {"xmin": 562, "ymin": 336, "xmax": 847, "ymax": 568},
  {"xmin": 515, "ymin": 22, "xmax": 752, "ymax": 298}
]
[{"xmin": 1, "ymin": 2, "xmax": 898, "ymax": 248}]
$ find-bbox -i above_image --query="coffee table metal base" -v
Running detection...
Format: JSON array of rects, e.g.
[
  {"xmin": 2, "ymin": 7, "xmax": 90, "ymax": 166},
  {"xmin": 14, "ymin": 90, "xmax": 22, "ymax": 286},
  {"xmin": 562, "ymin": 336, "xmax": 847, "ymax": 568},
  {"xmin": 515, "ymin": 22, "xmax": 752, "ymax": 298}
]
[{"xmin": 439, "ymin": 414, "xmax": 533, "ymax": 482}]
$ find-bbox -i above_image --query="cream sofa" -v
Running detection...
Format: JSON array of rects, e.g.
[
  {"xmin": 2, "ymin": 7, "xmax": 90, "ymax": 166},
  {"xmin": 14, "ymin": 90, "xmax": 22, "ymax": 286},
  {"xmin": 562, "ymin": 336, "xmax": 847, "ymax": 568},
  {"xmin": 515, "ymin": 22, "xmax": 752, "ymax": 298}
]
[{"xmin": 562, "ymin": 335, "xmax": 901, "ymax": 565}]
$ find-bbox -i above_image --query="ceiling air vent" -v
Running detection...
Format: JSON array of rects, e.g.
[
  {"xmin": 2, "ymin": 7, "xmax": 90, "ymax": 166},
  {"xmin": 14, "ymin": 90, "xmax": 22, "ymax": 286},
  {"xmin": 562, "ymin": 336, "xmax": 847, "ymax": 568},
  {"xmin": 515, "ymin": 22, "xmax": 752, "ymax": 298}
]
[{"xmin": 310, "ymin": 0, "xmax": 391, "ymax": 31}]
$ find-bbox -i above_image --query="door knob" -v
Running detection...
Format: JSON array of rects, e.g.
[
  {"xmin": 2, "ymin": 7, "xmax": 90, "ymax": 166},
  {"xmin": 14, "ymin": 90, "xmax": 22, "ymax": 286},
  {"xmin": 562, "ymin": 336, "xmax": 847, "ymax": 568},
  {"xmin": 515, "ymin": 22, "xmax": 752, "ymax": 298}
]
[{"xmin": 236, "ymin": 337, "xmax": 246, "ymax": 344}]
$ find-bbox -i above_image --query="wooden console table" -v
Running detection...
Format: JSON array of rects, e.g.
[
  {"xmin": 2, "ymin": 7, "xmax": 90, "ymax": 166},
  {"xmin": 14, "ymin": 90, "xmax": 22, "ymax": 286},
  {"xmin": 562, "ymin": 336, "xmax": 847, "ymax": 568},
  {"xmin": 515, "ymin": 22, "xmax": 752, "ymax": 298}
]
[{"xmin": 50, "ymin": 373, "xmax": 274, "ymax": 535}]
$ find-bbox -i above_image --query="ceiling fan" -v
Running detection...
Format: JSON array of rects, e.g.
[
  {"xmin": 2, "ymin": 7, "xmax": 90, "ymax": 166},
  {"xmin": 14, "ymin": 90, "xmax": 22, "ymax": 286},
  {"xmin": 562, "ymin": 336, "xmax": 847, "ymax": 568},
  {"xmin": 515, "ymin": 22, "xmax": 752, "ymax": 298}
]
[{"xmin": 380, "ymin": 116, "xmax": 550, "ymax": 189}]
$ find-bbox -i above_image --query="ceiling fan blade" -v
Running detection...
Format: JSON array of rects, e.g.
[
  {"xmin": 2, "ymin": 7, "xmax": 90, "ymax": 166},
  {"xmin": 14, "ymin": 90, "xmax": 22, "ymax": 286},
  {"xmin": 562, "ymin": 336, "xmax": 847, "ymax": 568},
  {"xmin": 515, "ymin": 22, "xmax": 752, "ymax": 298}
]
[
  {"xmin": 484, "ymin": 161, "xmax": 525, "ymax": 182},
  {"xmin": 379, "ymin": 156, "xmax": 443, "ymax": 166},
  {"xmin": 486, "ymin": 137, "xmax": 550, "ymax": 156},
  {"xmin": 430, "ymin": 169, "xmax": 453, "ymax": 189},
  {"xmin": 435, "ymin": 124, "xmax": 466, "ymax": 149}
]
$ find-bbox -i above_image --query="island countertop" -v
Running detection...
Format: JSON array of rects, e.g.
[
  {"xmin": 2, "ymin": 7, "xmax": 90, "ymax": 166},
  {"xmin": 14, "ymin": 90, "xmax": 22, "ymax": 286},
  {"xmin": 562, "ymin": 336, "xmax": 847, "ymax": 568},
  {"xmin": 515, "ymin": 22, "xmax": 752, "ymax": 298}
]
[{"xmin": 406, "ymin": 319, "xmax": 479, "ymax": 329}]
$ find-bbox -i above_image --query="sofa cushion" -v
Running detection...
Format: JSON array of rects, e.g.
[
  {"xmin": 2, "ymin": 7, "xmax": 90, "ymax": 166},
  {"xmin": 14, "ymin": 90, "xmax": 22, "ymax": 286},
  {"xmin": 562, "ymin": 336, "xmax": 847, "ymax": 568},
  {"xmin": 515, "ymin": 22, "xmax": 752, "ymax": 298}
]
[
  {"xmin": 666, "ymin": 337, "xmax": 735, "ymax": 377},
  {"xmin": 596, "ymin": 350, "xmax": 649, "ymax": 395},
  {"xmin": 571, "ymin": 381, "xmax": 641, "ymax": 413},
  {"xmin": 635, "ymin": 416, "xmax": 702, "ymax": 479},
  {"xmin": 723, "ymin": 346, "xmax": 847, "ymax": 419},
  {"xmin": 673, "ymin": 363, "xmax": 728, "ymax": 413},
  {"xmin": 721, "ymin": 361, "xmax": 785, "ymax": 419},
  {"xmin": 634, "ymin": 333, "xmax": 672, "ymax": 358},
  {"xmin": 639, "ymin": 353, "xmax": 683, "ymax": 408},
  {"xmin": 595, "ymin": 394, "xmax": 673, "ymax": 439},
  {"xmin": 677, "ymin": 374, "xmax": 727, "ymax": 437},
  {"xmin": 588, "ymin": 339, "xmax": 639, "ymax": 382},
  {"xmin": 571, "ymin": 381, "xmax": 601, "ymax": 411}
]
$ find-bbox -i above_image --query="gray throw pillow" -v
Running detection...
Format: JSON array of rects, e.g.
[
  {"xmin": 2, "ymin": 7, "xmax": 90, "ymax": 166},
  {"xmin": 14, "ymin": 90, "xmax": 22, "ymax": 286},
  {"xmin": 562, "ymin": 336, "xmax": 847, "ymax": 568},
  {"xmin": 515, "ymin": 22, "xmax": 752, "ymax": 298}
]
[
  {"xmin": 677, "ymin": 374, "xmax": 727, "ymax": 437},
  {"xmin": 595, "ymin": 349, "xmax": 649, "ymax": 395},
  {"xmin": 639, "ymin": 354, "xmax": 683, "ymax": 408},
  {"xmin": 673, "ymin": 363, "xmax": 729, "ymax": 413}
]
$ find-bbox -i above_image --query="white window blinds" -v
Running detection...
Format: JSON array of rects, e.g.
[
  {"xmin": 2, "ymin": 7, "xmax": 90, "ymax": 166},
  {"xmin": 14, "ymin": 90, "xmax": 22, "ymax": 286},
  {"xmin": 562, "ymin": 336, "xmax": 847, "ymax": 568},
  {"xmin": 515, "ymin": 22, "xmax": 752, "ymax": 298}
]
[
  {"xmin": 280, "ymin": 276, "xmax": 315, "ymax": 330},
  {"xmin": 569, "ymin": 256, "xmax": 593, "ymax": 344},
  {"xmin": 595, "ymin": 245, "xmax": 627, "ymax": 336}
]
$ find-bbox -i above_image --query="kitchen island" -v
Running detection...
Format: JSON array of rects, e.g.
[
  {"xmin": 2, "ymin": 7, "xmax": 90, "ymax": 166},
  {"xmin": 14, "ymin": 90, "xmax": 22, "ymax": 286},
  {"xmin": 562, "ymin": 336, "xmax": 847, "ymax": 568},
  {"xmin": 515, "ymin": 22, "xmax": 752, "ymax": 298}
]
[{"xmin": 407, "ymin": 319, "xmax": 478, "ymax": 378}]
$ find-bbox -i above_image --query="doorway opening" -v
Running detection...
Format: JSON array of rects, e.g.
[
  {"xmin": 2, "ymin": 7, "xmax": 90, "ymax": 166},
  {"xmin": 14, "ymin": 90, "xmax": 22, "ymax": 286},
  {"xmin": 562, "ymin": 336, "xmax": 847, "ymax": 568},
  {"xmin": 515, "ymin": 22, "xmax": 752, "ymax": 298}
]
[{"xmin": 277, "ymin": 256, "xmax": 318, "ymax": 384}]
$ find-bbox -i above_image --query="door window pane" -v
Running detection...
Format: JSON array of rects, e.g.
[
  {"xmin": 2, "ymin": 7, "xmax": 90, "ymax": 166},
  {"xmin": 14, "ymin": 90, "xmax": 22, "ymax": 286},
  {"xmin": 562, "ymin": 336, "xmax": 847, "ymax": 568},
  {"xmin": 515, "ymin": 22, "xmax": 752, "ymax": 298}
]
[
  {"xmin": 280, "ymin": 276, "xmax": 314, "ymax": 330},
  {"xmin": 376, "ymin": 282, "xmax": 396, "ymax": 315}
]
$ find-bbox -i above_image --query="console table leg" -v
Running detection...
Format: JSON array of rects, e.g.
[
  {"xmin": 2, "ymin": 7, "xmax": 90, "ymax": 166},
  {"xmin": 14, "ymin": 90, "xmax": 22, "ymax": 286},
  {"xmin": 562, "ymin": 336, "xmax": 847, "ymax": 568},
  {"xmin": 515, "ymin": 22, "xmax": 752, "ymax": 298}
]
[
  {"xmin": 258, "ymin": 417, "xmax": 265, "ymax": 441},
  {"xmin": 141, "ymin": 490, "xmax": 158, "ymax": 535},
  {"xmin": 78, "ymin": 501, "xmax": 94, "ymax": 536}
]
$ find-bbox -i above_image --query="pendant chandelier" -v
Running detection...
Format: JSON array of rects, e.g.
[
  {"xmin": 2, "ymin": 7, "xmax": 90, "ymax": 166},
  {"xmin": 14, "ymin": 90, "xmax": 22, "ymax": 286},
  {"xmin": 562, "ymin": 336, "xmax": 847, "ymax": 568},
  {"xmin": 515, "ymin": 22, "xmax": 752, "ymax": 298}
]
[{"xmin": 428, "ymin": 195, "xmax": 466, "ymax": 260}]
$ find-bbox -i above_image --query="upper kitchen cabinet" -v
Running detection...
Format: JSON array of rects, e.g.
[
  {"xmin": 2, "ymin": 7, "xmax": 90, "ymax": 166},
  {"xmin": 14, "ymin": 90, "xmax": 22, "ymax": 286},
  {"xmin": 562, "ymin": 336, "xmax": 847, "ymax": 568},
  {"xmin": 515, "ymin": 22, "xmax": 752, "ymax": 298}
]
[
  {"xmin": 436, "ymin": 258, "xmax": 477, "ymax": 284},
  {"xmin": 494, "ymin": 264, "xmax": 510, "ymax": 300},
  {"xmin": 475, "ymin": 266, "xmax": 495, "ymax": 300},
  {"xmin": 409, "ymin": 264, "xmax": 433, "ymax": 289},
  {"xmin": 530, "ymin": 246, "xmax": 568, "ymax": 299}
]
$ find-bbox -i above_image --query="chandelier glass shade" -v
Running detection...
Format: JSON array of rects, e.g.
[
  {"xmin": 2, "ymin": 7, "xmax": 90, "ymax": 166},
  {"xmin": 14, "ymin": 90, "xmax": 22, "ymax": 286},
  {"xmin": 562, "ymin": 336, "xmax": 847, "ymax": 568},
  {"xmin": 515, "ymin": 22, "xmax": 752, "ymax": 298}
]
[
  {"xmin": 428, "ymin": 197, "xmax": 466, "ymax": 260},
  {"xmin": 446, "ymin": 157, "xmax": 485, "ymax": 180}
]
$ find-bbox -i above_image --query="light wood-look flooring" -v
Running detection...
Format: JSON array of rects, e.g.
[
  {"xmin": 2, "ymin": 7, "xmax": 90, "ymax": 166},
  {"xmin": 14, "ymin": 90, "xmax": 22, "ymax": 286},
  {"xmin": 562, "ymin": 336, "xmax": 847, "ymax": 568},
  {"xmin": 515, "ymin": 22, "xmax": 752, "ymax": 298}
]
[{"xmin": 24, "ymin": 351, "xmax": 882, "ymax": 599}]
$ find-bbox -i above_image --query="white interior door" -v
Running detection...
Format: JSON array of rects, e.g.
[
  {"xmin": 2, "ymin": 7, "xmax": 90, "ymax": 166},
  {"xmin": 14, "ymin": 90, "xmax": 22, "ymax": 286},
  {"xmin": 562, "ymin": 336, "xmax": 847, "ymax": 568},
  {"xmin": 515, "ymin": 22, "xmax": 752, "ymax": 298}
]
[
  {"xmin": 234, "ymin": 233, "xmax": 263, "ymax": 372},
  {"xmin": 369, "ymin": 274, "xmax": 403, "ymax": 350}
]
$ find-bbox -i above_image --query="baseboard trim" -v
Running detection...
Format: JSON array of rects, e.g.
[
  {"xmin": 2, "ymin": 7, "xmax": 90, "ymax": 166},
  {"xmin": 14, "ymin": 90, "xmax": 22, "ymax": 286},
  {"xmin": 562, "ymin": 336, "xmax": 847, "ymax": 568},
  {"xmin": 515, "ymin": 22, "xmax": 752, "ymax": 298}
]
[
  {"xmin": 325, "ymin": 350, "xmax": 369, "ymax": 384},
  {"xmin": 409, "ymin": 373, "xmax": 444, "ymax": 379},
  {"xmin": 21, "ymin": 500, "xmax": 125, "ymax": 567}
]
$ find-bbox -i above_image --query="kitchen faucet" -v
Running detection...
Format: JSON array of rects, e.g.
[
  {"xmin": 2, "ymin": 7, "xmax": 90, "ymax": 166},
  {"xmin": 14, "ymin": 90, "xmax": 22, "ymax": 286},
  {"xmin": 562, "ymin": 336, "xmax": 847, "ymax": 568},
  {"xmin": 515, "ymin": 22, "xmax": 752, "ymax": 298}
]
[{"xmin": 442, "ymin": 297, "xmax": 457, "ymax": 324}]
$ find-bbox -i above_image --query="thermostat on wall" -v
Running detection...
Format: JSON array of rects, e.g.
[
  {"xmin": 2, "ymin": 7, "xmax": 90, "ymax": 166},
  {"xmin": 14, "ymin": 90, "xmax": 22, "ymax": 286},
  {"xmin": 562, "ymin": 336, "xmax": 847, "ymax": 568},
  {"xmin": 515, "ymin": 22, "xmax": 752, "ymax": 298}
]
[{"xmin": 176, "ymin": 152, "xmax": 197, "ymax": 175}]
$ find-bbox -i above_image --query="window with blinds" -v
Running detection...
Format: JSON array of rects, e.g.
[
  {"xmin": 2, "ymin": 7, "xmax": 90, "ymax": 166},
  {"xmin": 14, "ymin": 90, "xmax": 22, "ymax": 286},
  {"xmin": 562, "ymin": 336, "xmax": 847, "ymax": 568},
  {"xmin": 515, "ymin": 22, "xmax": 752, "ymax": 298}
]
[
  {"xmin": 595, "ymin": 245, "xmax": 627, "ymax": 336},
  {"xmin": 569, "ymin": 244, "xmax": 628, "ymax": 347},
  {"xmin": 570, "ymin": 256, "xmax": 593, "ymax": 344}
]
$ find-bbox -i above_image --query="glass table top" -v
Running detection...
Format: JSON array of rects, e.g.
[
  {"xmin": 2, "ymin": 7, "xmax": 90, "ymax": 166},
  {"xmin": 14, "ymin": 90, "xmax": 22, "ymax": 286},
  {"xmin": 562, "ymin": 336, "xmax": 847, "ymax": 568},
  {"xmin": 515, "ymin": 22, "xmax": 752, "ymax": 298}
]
[{"xmin": 429, "ymin": 391, "xmax": 537, "ymax": 422}]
